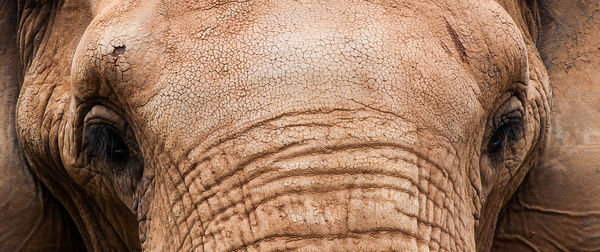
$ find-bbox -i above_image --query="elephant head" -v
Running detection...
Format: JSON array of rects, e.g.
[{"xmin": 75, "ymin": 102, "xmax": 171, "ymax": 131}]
[{"xmin": 0, "ymin": 0, "xmax": 596, "ymax": 251}]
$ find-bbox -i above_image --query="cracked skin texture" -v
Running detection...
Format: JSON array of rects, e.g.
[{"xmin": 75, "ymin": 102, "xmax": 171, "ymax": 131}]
[
  {"xmin": 492, "ymin": 0, "xmax": 600, "ymax": 251},
  {"xmin": 0, "ymin": 0, "xmax": 594, "ymax": 251}
]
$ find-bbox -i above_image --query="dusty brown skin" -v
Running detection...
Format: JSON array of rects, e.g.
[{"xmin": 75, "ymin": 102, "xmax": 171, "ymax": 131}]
[
  {"xmin": 492, "ymin": 0, "xmax": 600, "ymax": 250},
  {"xmin": 0, "ymin": 1, "xmax": 84, "ymax": 250},
  {"xmin": 0, "ymin": 0, "xmax": 595, "ymax": 251}
]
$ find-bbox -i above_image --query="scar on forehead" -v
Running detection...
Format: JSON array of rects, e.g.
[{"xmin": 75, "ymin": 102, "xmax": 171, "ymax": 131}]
[
  {"xmin": 444, "ymin": 19, "xmax": 469, "ymax": 64},
  {"xmin": 111, "ymin": 45, "xmax": 126, "ymax": 57}
]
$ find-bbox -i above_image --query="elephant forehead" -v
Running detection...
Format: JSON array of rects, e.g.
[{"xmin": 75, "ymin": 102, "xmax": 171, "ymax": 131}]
[{"xmin": 74, "ymin": 0, "xmax": 526, "ymax": 150}]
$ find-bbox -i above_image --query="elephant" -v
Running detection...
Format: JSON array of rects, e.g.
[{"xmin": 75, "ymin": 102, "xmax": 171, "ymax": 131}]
[{"xmin": 0, "ymin": 0, "xmax": 598, "ymax": 251}]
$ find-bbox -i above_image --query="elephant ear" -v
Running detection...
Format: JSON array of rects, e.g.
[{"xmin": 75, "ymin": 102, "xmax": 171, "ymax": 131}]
[
  {"xmin": 493, "ymin": 0, "xmax": 600, "ymax": 250},
  {"xmin": 0, "ymin": 1, "xmax": 84, "ymax": 250}
]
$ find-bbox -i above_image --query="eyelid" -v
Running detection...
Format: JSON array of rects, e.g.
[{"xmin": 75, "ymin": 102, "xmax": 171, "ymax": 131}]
[
  {"xmin": 493, "ymin": 96, "xmax": 524, "ymax": 128},
  {"xmin": 504, "ymin": 110, "xmax": 523, "ymax": 119},
  {"xmin": 495, "ymin": 111, "xmax": 523, "ymax": 129},
  {"xmin": 84, "ymin": 105, "xmax": 127, "ymax": 132}
]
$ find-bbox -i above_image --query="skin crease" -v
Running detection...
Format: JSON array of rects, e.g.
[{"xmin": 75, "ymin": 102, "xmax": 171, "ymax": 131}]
[
  {"xmin": 11, "ymin": 0, "xmax": 600, "ymax": 251},
  {"xmin": 0, "ymin": 1, "xmax": 85, "ymax": 250},
  {"xmin": 492, "ymin": 0, "xmax": 600, "ymax": 250}
]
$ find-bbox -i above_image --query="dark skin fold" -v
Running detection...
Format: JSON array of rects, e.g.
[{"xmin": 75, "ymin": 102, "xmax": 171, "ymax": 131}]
[
  {"xmin": 0, "ymin": 0, "xmax": 597, "ymax": 251},
  {"xmin": 0, "ymin": 0, "xmax": 85, "ymax": 250},
  {"xmin": 493, "ymin": 0, "xmax": 600, "ymax": 250}
]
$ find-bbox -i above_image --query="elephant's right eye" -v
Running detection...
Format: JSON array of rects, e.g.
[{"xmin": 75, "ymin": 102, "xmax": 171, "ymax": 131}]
[
  {"xmin": 79, "ymin": 105, "xmax": 143, "ymax": 212},
  {"xmin": 84, "ymin": 124, "xmax": 130, "ymax": 164}
]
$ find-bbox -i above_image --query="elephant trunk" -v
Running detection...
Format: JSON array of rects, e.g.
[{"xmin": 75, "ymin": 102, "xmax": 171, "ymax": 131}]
[{"xmin": 140, "ymin": 109, "xmax": 475, "ymax": 251}]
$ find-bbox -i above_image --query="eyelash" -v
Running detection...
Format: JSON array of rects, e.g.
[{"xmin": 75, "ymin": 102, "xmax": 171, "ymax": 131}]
[
  {"xmin": 487, "ymin": 118, "xmax": 523, "ymax": 153},
  {"xmin": 84, "ymin": 124, "xmax": 130, "ymax": 164}
]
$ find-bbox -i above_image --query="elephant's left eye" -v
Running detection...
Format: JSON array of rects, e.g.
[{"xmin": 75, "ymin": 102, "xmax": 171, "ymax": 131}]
[
  {"xmin": 485, "ymin": 94, "xmax": 526, "ymax": 156},
  {"xmin": 84, "ymin": 124, "xmax": 130, "ymax": 164},
  {"xmin": 487, "ymin": 118, "xmax": 523, "ymax": 153}
]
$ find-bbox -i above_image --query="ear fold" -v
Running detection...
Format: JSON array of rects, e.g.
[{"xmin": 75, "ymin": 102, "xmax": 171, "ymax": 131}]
[
  {"xmin": 0, "ymin": 1, "xmax": 84, "ymax": 250},
  {"xmin": 493, "ymin": 0, "xmax": 600, "ymax": 250}
]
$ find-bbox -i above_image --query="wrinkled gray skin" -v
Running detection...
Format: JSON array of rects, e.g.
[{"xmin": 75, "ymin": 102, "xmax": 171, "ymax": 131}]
[{"xmin": 0, "ymin": 0, "xmax": 597, "ymax": 251}]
